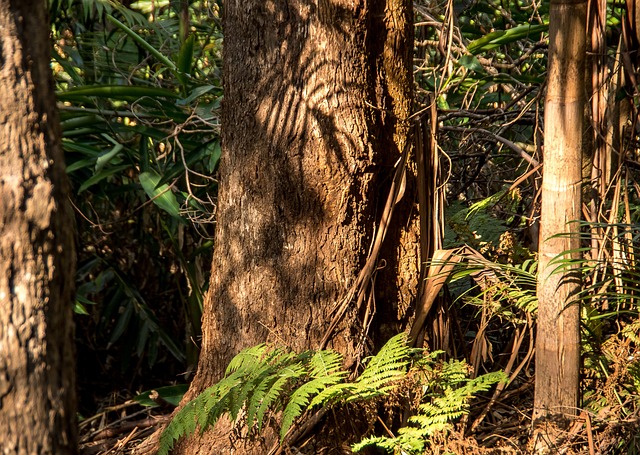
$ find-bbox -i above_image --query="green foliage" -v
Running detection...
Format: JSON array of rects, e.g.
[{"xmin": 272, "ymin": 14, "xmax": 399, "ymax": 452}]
[
  {"xmin": 352, "ymin": 357, "xmax": 507, "ymax": 454},
  {"xmin": 138, "ymin": 169, "xmax": 184, "ymax": 221},
  {"xmin": 134, "ymin": 384, "xmax": 188, "ymax": 407},
  {"xmin": 629, "ymin": 358, "xmax": 640, "ymax": 396},
  {"xmin": 445, "ymin": 189, "xmax": 529, "ymax": 251},
  {"xmin": 466, "ymin": 23, "xmax": 548, "ymax": 55},
  {"xmin": 53, "ymin": 0, "xmax": 222, "ymax": 373},
  {"xmin": 158, "ymin": 335, "xmax": 508, "ymax": 455},
  {"xmin": 158, "ymin": 334, "xmax": 416, "ymax": 455},
  {"xmin": 280, "ymin": 350, "xmax": 346, "ymax": 436},
  {"xmin": 451, "ymin": 256, "xmax": 538, "ymax": 317},
  {"xmin": 75, "ymin": 258, "xmax": 186, "ymax": 367},
  {"xmin": 445, "ymin": 199, "xmax": 507, "ymax": 248}
]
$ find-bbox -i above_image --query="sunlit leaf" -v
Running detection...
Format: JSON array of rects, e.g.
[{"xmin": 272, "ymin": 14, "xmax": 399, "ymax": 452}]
[{"xmin": 139, "ymin": 170, "xmax": 184, "ymax": 221}]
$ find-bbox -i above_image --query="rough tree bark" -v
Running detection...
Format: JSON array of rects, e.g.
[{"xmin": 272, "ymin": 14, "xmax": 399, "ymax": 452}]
[
  {"xmin": 0, "ymin": 0, "xmax": 77, "ymax": 454},
  {"xmin": 534, "ymin": 0, "xmax": 586, "ymax": 446},
  {"xmin": 170, "ymin": 0, "xmax": 416, "ymax": 453}
]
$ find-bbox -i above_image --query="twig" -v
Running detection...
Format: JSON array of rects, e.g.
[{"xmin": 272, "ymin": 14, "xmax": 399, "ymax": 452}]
[
  {"xmin": 319, "ymin": 140, "xmax": 410, "ymax": 349},
  {"xmin": 440, "ymin": 125, "xmax": 539, "ymax": 166},
  {"xmin": 90, "ymin": 416, "xmax": 171, "ymax": 442},
  {"xmin": 585, "ymin": 411, "xmax": 595, "ymax": 455},
  {"xmin": 268, "ymin": 408, "xmax": 330, "ymax": 455},
  {"xmin": 469, "ymin": 320, "xmax": 529, "ymax": 432}
]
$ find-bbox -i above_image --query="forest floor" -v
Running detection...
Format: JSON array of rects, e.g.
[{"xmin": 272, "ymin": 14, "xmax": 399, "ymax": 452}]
[{"xmin": 77, "ymin": 388, "xmax": 640, "ymax": 455}]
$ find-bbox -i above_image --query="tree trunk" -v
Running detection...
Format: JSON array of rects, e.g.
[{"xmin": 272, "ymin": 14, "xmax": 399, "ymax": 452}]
[
  {"xmin": 172, "ymin": 0, "xmax": 415, "ymax": 452},
  {"xmin": 0, "ymin": 1, "xmax": 77, "ymax": 454},
  {"xmin": 534, "ymin": 0, "xmax": 586, "ymax": 444}
]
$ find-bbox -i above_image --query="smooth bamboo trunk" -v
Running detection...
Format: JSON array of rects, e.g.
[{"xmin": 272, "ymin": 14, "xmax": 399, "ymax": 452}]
[{"xmin": 534, "ymin": 0, "xmax": 586, "ymax": 447}]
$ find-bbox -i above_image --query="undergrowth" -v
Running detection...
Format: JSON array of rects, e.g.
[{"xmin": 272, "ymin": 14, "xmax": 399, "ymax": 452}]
[
  {"xmin": 158, "ymin": 334, "xmax": 506, "ymax": 454},
  {"xmin": 354, "ymin": 358, "xmax": 506, "ymax": 454}
]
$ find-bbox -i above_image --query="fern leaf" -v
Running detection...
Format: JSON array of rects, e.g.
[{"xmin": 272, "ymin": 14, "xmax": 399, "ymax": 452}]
[
  {"xmin": 244, "ymin": 369, "xmax": 278, "ymax": 431},
  {"xmin": 248, "ymin": 351, "xmax": 315, "ymax": 430},
  {"xmin": 234, "ymin": 351, "xmax": 283, "ymax": 423},
  {"xmin": 200, "ymin": 384, "xmax": 238, "ymax": 431},
  {"xmin": 353, "ymin": 427, "xmax": 428, "ymax": 454},
  {"xmin": 309, "ymin": 382, "xmax": 356, "ymax": 407},
  {"xmin": 198, "ymin": 372, "xmax": 244, "ymax": 429},
  {"xmin": 623, "ymin": 320, "xmax": 640, "ymax": 344},
  {"xmin": 350, "ymin": 368, "xmax": 407, "ymax": 400},
  {"xmin": 255, "ymin": 362, "xmax": 306, "ymax": 433},
  {"xmin": 158, "ymin": 399, "xmax": 199, "ymax": 455},
  {"xmin": 358, "ymin": 334, "xmax": 411, "ymax": 376},
  {"xmin": 226, "ymin": 344, "xmax": 268, "ymax": 374},
  {"xmin": 347, "ymin": 333, "xmax": 412, "ymax": 401},
  {"xmin": 351, "ymin": 357, "xmax": 506, "ymax": 455},
  {"xmin": 280, "ymin": 368, "xmax": 347, "ymax": 440},
  {"xmin": 308, "ymin": 349, "xmax": 344, "ymax": 376}
]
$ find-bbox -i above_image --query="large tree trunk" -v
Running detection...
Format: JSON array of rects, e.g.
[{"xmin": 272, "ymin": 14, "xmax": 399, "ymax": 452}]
[
  {"xmin": 0, "ymin": 0, "xmax": 77, "ymax": 454},
  {"xmin": 173, "ymin": 0, "xmax": 415, "ymax": 452},
  {"xmin": 534, "ymin": 0, "xmax": 586, "ymax": 446}
]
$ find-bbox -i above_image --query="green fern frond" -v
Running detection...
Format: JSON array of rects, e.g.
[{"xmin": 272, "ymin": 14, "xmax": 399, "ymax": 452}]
[
  {"xmin": 226, "ymin": 343, "xmax": 268, "ymax": 374},
  {"xmin": 201, "ymin": 366, "xmax": 249, "ymax": 426},
  {"xmin": 353, "ymin": 358, "xmax": 506, "ymax": 454},
  {"xmin": 158, "ymin": 399, "xmax": 198, "ymax": 455},
  {"xmin": 448, "ymin": 252, "xmax": 539, "ymax": 318},
  {"xmin": 158, "ymin": 344, "xmax": 277, "ymax": 455},
  {"xmin": 348, "ymin": 334, "xmax": 413, "ymax": 401},
  {"xmin": 438, "ymin": 359, "xmax": 469, "ymax": 385},
  {"xmin": 255, "ymin": 362, "xmax": 306, "ymax": 433},
  {"xmin": 200, "ymin": 382, "xmax": 237, "ymax": 431},
  {"xmin": 308, "ymin": 349, "xmax": 344, "ymax": 376},
  {"xmin": 398, "ymin": 424, "xmax": 446, "ymax": 442},
  {"xmin": 622, "ymin": 320, "xmax": 640, "ymax": 344},
  {"xmin": 236, "ymin": 350, "xmax": 294, "ymax": 423},
  {"xmin": 353, "ymin": 430, "xmax": 428, "ymax": 454},
  {"xmin": 629, "ymin": 360, "xmax": 640, "ymax": 393},
  {"xmin": 281, "ymin": 355, "xmax": 347, "ymax": 440},
  {"xmin": 159, "ymin": 334, "xmax": 421, "ymax": 455},
  {"xmin": 309, "ymin": 382, "xmax": 357, "ymax": 407},
  {"xmin": 356, "ymin": 361, "xmax": 408, "ymax": 389},
  {"xmin": 309, "ymin": 334, "xmax": 413, "ymax": 406},
  {"xmin": 410, "ymin": 408, "xmax": 464, "ymax": 427},
  {"xmin": 244, "ymin": 369, "xmax": 277, "ymax": 430},
  {"xmin": 413, "ymin": 368, "xmax": 507, "ymax": 428}
]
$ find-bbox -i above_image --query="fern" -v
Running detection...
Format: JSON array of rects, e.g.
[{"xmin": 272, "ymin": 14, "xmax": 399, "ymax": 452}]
[
  {"xmin": 213, "ymin": 350, "xmax": 299, "ymax": 429},
  {"xmin": 352, "ymin": 359, "xmax": 507, "ymax": 454},
  {"xmin": 308, "ymin": 334, "xmax": 413, "ymax": 406},
  {"xmin": 451, "ymin": 255, "xmax": 538, "ymax": 317},
  {"xmin": 158, "ymin": 346, "xmax": 306, "ymax": 455},
  {"xmin": 629, "ymin": 359, "xmax": 640, "ymax": 394},
  {"xmin": 158, "ymin": 334, "xmax": 507, "ymax": 455},
  {"xmin": 623, "ymin": 320, "xmax": 640, "ymax": 345},
  {"xmin": 225, "ymin": 343, "xmax": 268, "ymax": 373},
  {"xmin": 415, "ymin": 366, "xmax": 505, "ymax": 425},
  {"xmin": 352, "ymin": 333, "xmax": 415, "ymax": 398},
  {"xmin": 158, "ymin": 334, "xmax": 415, "ymax": 455},
  {"xmin": 280, "ymin": 350, "xmax": 347, "ymax": 440}
]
